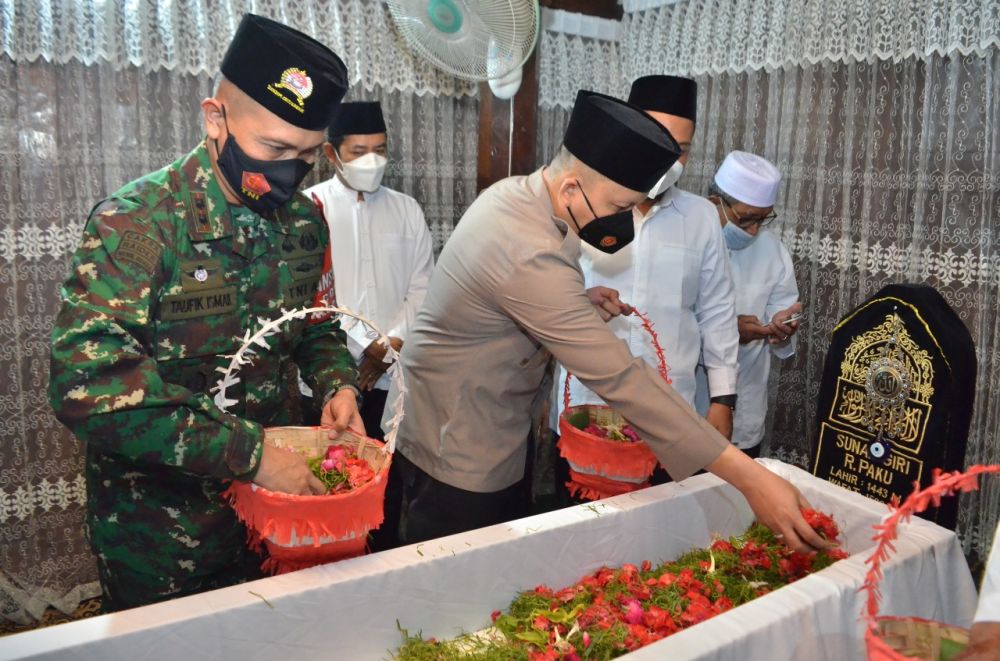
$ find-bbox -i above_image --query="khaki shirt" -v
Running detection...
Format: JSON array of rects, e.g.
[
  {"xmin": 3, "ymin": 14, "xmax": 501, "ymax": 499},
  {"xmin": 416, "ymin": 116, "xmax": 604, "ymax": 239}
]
[{"xmin": 394, "ymin": 169, "xmax": 728, "ymax": 492}]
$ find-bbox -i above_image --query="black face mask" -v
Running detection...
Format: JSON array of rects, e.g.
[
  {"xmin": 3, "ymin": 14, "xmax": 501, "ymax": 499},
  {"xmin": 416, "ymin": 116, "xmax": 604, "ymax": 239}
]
[
  {"xmin": 213, "ymin": 106, "xmax": 314, "ymax": 215},
  {"xmin": 566, "ymin": 184, "xmax": 634, "ymax": 254}
]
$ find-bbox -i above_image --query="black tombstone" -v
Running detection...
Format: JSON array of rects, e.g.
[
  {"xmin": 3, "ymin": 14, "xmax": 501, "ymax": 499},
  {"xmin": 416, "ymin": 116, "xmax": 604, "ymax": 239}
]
[{"xmin": 811, "ymin": 284, "xmax": 976, "ymax": 529}]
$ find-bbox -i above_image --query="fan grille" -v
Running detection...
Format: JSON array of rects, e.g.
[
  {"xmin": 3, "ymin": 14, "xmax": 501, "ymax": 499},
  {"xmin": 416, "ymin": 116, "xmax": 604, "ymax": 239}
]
[{"xmin": 387, "ymin": 0, "xmax": 539, "ymax": 81}]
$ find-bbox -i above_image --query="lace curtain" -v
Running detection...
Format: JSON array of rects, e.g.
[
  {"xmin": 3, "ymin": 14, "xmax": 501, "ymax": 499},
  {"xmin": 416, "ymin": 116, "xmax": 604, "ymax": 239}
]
[
  {"xmin": 537, "ymin": 36, "xmax": 1000, "ymax": 565},
  {"xmin": 1, "ymin": 0, "xmax": 477, "ymax": 96},
  {"xmin": 0, "ymin": 2, "xmax": 478, "ymax": 623},
  {"xmin": 539, "ymin": 0, "xmax": 1000, "ymax": 108}
]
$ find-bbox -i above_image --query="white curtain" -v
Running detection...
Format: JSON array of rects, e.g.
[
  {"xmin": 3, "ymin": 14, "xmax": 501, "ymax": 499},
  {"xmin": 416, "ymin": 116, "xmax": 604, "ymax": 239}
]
[
  {"xmin": 539, "ymin": 0, "xmax": 1000, "ymax": 109},
  {"xmin": 0, "ymin": 0, "xmax": 478, "ymax": 623},
  {"xmin": 1, "ymin": 0, "xmax": 477, "ymax": 94},
  {"xmin": 537, "ymin": 2, "xmax": 1000, "ymax": 569}
]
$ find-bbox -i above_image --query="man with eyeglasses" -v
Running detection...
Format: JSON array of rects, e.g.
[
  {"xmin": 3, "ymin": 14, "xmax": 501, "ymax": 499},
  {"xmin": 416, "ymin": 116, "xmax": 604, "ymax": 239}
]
[{"xmin": 696, "ymin": 150, "xmax": 802, "ymax": 458}]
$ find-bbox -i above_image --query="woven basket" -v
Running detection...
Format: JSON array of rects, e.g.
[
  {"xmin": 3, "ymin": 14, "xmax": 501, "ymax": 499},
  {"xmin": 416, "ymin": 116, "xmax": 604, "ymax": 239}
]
[
  {"xmin": 225, "ymin": 427, "xmax": 391, "ymax": 575},
  {"xmin": 863, "ymin": 465, "xmax": 999, "ymax": 660},
  {"xmin": 558, "ymin": 405, "xmax": 659, "ymax": 500},
  {"xmin": 870, "ymin": 616, "xmax": 969, "ymax": 661},
  {"xmin": 557, "ymin": 309, "xmax": 669, "ymax": 501},
  {"xmin": 213, "ymin": 305, "xmax": 405, "ymax": 574}
]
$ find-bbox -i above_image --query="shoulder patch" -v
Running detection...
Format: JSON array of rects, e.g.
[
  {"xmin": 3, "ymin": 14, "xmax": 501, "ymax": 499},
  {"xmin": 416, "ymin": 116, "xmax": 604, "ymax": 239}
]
[{"xmin": 115, "ymin": 230, "xmax": 162, "ymax": 274}]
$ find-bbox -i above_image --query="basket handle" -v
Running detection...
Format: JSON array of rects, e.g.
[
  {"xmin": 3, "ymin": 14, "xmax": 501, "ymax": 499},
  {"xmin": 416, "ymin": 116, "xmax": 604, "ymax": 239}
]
[
  {"xmin": 211, "ymin": 305, "xmax": 405, "ymax": 454},
  {"xmin": 563, "ymin": 307, "xmax": 672, "ymax": 410},
  {"xmin": 861, "ymin": 464, "xmax": 999, "ymax": 649}
]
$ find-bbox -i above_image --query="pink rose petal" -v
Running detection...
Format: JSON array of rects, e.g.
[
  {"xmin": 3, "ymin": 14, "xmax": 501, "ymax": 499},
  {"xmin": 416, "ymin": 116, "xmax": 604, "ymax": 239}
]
[{"xmin": 624, "ymin": 599, "xmax": 644, "ymax": 625}]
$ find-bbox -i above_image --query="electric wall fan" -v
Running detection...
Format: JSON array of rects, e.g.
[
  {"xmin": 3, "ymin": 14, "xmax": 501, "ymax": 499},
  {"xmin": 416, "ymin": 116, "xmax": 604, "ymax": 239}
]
[{"xmin": 386, "ymin": 0, "xmax": 540, "ymax": 99}]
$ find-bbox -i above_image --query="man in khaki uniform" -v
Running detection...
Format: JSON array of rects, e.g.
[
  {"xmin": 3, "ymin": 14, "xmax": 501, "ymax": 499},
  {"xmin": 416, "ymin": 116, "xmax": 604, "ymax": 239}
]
[{"xmin": 387, "ymin": 91, "xmax": 826, "ymax": 553}]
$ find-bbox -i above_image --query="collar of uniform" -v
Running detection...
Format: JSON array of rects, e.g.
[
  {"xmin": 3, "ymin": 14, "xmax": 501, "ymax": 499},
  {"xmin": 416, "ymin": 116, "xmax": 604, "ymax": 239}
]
[
  {"xmin": 184, "ymin": 140, "xmax": 307, "ymax": 241},
  {"xmin": 529, "ymin": 168, "xmax": 581, "ymax": 260},
  {"xmin": 555, "ymin": 215, "xmax": 581, "ymax": 260},
  {"xmin": 179, "ymin": 141, "xmax": 236, "ymax": 242}
]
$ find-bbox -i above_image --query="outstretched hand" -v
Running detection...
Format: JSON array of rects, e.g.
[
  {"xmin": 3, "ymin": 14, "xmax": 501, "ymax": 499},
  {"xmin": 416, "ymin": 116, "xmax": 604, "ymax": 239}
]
[{"xmin": 707, "ymin": 445, "xmax": 831, "ymax": 553}]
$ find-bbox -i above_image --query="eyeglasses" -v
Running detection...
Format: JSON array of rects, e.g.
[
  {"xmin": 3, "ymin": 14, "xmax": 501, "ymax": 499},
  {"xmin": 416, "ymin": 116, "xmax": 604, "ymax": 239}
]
[{"xmin": 720, "ymin": 199, "xmax": 778, "ymax": 229}]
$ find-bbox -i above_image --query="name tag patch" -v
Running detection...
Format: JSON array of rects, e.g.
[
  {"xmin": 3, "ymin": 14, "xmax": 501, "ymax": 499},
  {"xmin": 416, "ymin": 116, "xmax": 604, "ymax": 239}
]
[
  {"xmin": 160, "ymin": 286, "xmax": 238, "ymax": 320},
  {"xmin": 285, "ymin": 278, "xmax": 320, "ymax": 307}
]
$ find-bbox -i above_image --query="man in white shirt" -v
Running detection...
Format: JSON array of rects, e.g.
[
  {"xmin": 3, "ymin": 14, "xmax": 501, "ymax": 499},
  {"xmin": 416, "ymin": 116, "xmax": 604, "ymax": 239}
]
[
  {"xmin": 306, "ymin": 101, "xmax": 434, "ymax": 439},
  {"xmin": 957, "ymin": 521, "xmax": 1000, "ymax": 660},
  {"xmin": 557, "ymin": 75, "xmax": 739, "ymax": 444},
  {"xmin": 694, "ymin": 151, "xmax": 802, "ymax": 457}
]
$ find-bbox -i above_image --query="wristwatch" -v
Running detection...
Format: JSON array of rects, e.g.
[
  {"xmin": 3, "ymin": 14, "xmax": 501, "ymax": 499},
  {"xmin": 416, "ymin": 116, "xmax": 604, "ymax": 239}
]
[{"xmin": 710, "ymin": 394, "xmax": 737, "ymax": 411}]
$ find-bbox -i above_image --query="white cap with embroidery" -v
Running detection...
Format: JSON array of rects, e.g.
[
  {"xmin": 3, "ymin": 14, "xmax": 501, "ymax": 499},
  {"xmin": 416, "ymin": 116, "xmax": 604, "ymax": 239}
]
[{"xmin": 714, "ymin": 151, "xmax": 782, "ymax": 208}]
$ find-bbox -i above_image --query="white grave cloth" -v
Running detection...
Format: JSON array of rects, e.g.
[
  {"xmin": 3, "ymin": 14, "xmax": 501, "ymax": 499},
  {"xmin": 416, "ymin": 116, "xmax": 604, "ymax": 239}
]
[{"xmin": 1, "ymin": 460, "xmax": 977, "ymax": 660}]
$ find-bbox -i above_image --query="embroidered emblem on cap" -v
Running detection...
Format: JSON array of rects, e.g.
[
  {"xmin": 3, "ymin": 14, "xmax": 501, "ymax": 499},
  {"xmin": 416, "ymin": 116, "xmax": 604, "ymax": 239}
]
[
  {"xmin": 600, "ymin": 236, "xmax": 618, "ymax": 248},
  {"xmin": 267, "ymin": 67, "xmax": 313, "ymax": 114},
  {"xmin": 241, "ymin": 171, "xmax": 272, "ymax": 200}
]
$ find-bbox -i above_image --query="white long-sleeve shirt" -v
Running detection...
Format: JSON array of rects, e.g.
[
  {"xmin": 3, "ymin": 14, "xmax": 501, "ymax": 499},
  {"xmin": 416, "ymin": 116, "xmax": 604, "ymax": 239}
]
[
  {"xmin": 556, "ymin": 186, "xmax": 738, "ymax": 421},
  {"xmin": 305, "ymin": 175, "xmax": 434, "ymax": 390},
  {"xmin": 696, "ymin": 228, "xmax": 799, "ymax": 449},
  {"xmin": 975, "ymin": 520, "xmax": 1000, "ymax": 622}
]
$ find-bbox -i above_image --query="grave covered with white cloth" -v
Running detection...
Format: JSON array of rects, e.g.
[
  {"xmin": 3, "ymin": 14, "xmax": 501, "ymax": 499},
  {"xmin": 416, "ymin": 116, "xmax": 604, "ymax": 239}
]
[{"xmin": 2, "ymin": 460, "xmax": 976, "ymax": 661}]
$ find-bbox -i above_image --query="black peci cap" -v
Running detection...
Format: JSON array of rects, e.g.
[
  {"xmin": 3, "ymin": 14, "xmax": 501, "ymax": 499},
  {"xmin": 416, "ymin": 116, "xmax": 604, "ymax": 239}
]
[
  {"xmin": 628, "ymin": 75, "xmax": 698, "ymax": 123},
  {"xmin": 563, "ymin": 90, "xmax": 682, "ymax": 195},
  {"xmin": 327, "ymin": 101, "xmax": 387, "ymax": 139},
  {"xmin": 221, "ymin": 14, "xmax": 349, "ymax": 130}
]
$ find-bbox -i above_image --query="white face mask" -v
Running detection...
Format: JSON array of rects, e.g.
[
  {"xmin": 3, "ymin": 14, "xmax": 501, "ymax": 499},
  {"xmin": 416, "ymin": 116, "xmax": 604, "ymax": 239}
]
[
  {"xmin": 337, "ymin": 151, "xmax": 387, "ymax": 193},
  {"xmin": 648, "ymin": 160, "xmax": 684, "ymax": 198}
]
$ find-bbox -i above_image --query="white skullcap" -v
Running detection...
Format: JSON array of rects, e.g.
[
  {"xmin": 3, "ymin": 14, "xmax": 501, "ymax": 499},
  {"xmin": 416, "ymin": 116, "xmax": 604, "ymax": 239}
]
[{"xmin": 714, "ymin": 151, "xmax": 782, "ymax": 208}]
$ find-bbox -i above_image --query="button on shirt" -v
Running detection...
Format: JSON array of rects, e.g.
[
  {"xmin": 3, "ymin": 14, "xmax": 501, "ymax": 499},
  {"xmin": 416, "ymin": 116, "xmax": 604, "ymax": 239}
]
[
  {"xmin": 558, "ymin": 187, "xmax": 737, "ymax": 418},
  {"xmin": 306, "ymin": 175, "xmax": 434, "ymax": 390},
  {"xmin": 696, "ymin": 229, "xmax": 799, "ymax": 449},
  {"xmin": 389, "ymin": 168, "xmax": 728, "ymax": 493}
]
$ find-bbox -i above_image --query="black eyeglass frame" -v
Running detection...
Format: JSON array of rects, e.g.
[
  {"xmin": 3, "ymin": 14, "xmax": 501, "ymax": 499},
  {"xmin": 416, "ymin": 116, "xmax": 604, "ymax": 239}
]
[{"xmin": 721, "ymin": 198, "xmax": 778, "ymax": 229}]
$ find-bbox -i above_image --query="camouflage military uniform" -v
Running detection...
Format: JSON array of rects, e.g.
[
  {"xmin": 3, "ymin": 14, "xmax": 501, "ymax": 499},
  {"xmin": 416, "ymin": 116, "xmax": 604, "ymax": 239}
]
[{"xmin": 49, "ymin": 142, "xmax": 357, "ymax": 611}]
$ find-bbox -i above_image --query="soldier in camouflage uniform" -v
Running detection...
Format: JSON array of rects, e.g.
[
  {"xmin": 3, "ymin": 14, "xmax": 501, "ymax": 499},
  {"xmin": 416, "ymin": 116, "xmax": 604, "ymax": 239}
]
[{"xmin": 48, "ymin": 14, "xmax": 360, "ymax": 611}]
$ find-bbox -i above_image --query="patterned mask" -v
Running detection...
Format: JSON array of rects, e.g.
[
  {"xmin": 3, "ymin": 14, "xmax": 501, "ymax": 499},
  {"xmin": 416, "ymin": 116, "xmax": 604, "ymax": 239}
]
[{"xmin": 213, "ymin": 106, "xmax": 313, "ymax": 215}]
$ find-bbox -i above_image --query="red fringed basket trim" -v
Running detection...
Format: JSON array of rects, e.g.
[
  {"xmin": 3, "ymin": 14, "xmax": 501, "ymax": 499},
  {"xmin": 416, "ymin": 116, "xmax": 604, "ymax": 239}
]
[
  {"xmin": 862, "ymin": 464, "xmax": 1000, "ymax": 660},
  {"xmin": 565, "ymin": 471, "xmax": 651, "ymax": 501},
  {"xmin": 225, "ymin": 467, "xmax": 388, "ymax": 548},
  {"xmin": 558, "ymin": 410, "xmax": 659, "ymax": 477}
]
